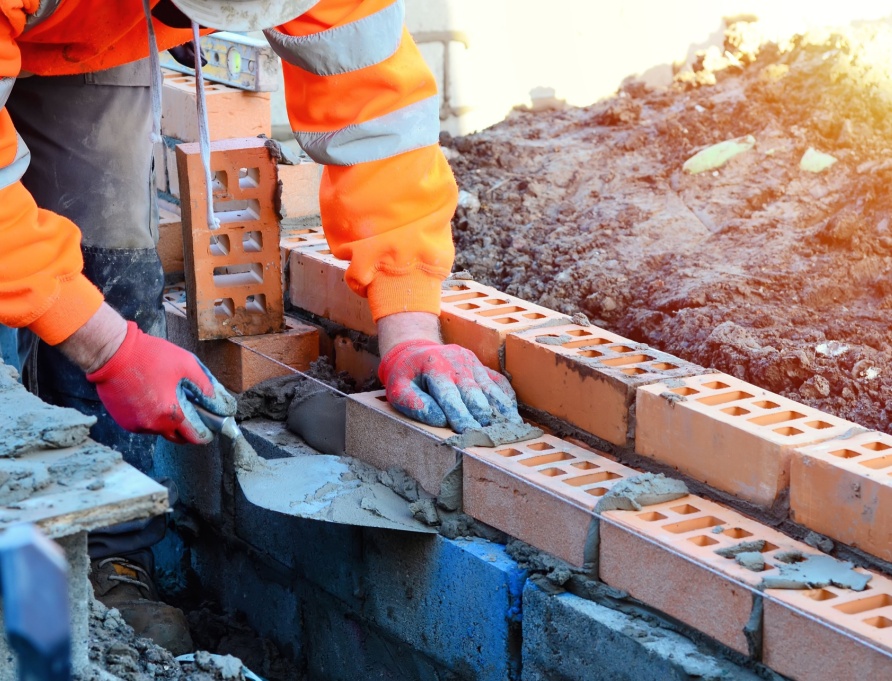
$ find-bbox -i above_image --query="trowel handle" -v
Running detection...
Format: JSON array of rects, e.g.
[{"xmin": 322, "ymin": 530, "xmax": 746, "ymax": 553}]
[{"xmin": 184, "ymin": 390, "xmax": 241, "ymax": 439}]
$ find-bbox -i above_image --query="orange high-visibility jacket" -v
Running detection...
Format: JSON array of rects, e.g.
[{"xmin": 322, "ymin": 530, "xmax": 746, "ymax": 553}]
[{"xmin": 0, "ymin": 0, "xmax": 457, "ymax": 346}]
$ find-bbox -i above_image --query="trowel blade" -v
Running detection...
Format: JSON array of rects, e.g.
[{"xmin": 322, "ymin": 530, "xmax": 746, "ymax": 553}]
[{"xmin": 236, "ymin": 455, "xmax": 437, "ymax": 533}]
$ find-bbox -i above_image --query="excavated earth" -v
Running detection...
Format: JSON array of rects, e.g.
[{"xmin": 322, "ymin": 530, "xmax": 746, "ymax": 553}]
[{"xmin": 448, "ymin": 19, "xmax": 892, "ymax": 434}]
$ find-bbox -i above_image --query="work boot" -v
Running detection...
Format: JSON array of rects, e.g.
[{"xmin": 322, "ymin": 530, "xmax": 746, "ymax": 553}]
[{"xmin": 90, "ymin": 555, "xmax": 194, "ymax": 656}]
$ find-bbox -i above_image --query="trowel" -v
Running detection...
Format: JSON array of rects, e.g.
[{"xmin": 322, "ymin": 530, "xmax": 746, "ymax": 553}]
[{"xmin": 189, "ymin": 403, "xmax": 436, "ymax": 533}]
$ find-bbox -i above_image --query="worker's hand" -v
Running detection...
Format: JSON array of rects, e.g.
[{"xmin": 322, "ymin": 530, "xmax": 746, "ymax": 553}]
[
  {"xmin": 378, "ymin": 339, "xmax": 521, "ymax": 432},
  {"xmin": 86, "ymin": 321, "xmax": 236, "ymax": 444}
]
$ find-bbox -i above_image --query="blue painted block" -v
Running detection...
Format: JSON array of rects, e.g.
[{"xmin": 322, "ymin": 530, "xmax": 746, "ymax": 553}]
[
  {"xmin": 233, "ymin": 481, "xmax": 365, "ymax": 608},
  {"xmin": 363, "ymin": 532, "xmax": 526, "ymax": 681},
  {"xmin": 522, "ymin": 582, "xmax": 762, "ymax": 681}
]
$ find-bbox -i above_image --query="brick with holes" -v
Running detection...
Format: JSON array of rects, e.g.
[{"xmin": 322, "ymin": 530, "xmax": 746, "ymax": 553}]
[
  {"xmin": 345, "ymin": 390, "xmax": 461, "ymax": 497},
  {"xmin": 177, "ymin": 137, "xmax": 284, "ymax": 340},
  {"xmin": 600, "ymin": 494, "xmax": 825, "ymax": 655},
  {"xmin": 288, "ymin": 246, "xmax": 377, "ymax": 336},
  {"xmin": 161, "ymin": 75, "xmax": 271, "ymax": 143},
  {"xmin": 505, "ymin": 323, "xmax": 704, "ymax": 447},
  {"xmin": 440, "ymin": 280, "xmax": 569, "ymax": 370},
  {"xmin": 164, "ymin": 300, "xmax": 318, "ymax": 392},
  {"xmin": 463, "ymin": 435, "xmax": 638, "ymax": 566},
  {"xmin": 790, "ymin": 431, "xmax": 892, "ymax": 562},
  {"xmin": 763, "ymin": 574, "xmax": 892, "ymax": 679},
  {"xmin": 635, "ymin": 373, "xmax": 859, "ymax": 508}
]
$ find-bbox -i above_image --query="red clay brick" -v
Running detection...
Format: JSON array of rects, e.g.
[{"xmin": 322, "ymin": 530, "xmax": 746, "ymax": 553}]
[
  {"xmin": 440, "ymin": 280, "xmax": 568, "ymax": 370},
  {"xmin": 161, "ymin": 75, "xmax": 271, "ymax": 143},
  {"xmin": 333, "ymin": 335, "xmax": 379, "ymax": 386},
  {"xmin": 506, "ymin": 323, "xmax": 704, "ymax": 446},
  {"xmin": 635, "ymin": 373, "xmax": 858, "ymax": 507},
  {"xmin": 464, "ymin": 436, "xmax": 638, "ymax": 566},
  {"xmin": 288, "ymin": 246, "xmax": 377, "ymax": 336},
  {"xmin": 157, "ymin": 200, "xmax": 184, "ymax": 275},
  {"xmin": 791, "ymin": 431, "xmax": 892, "ymax": 562},
  {"xmin": 277, "ymin": 161, "xmax": 322, "ymax": 219},
  {"xmin": 177, "ymin": 137, "xmax": 284, "ymax": 340},
  {"xmin": 600, "ymin": 494, "xmax": 818, "ymax": 654},
  {"xmin": 165, "ymin": 301, "xmax": 318, "ymax": 393},
  {"xmin": 763, "ymin": 576, "xmax": 892, "ymax": 679},
  {"xmin": 345, "ymin": 390, "xmax": 459, "ymax": 497}
]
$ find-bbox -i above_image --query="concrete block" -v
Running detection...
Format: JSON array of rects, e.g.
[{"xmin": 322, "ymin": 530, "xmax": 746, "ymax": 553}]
[
  {"xmin": 635, "ymin": 373, "xmax": 859, "ymax": 508},
  {"xmin": 791, "ymin": 431, "xmax": 892, "ymax": 562},
  {"xmin": 505, "ymin": 323, "xmax": 703, "ymax": 446},
  {"xmin": 154, "ymin": 436, "xmax": 227, "ymax": 527},
  {"xmin": 288, "ymin": 246, "xmax": 377, "ymax": 336},
  {"xmin": 165, "ymin": 302, "xmax": 319, "ymax": 393},
  {"xmin": 522, "ymin": 582, "xmax": 763, "ymax": 681},
  {"xmin": 345, "ymin": 391, "xmax": 460, "ymax": 497},
  {"xmin": 362, "ymin": 532, "xmax": 525, "ymax": 681},
  {"xmin": 304, "ymin": 588, "xmax": 458, "ymax": 681},
  {"xmin": 161, "ymin": 75, "xmax": 271, "ymax": 143},
  {"xmin": 440, "ymin": 280, "xmax": 568, "ymax": 370},
  {"xmin": 234, "ymin": 421, "xmax": 365, "ymax": 608},
  {"xmin": 277, "ymin": 161, "xmax": 322, "ymax": 219},
  {"xmin": 189, "ymin": 531, "xmax": 304, "ymax": 665},
  {"xmin": 463, "ymin": 435, "xmax": 637, "ymax": 566},
  {"xmin": 600, "ymin": 494, "xmax": 819, "ymax": 655},
  {"xmin": 177, "ymin": 137, "xmax": 285, "ymax": 340},
  {"xmin": 763, "ymin": 575, "xmax": 892, "ymax": 680},
  {"xmin": 157, "ymin": 200, "xmax": 184, "ymax": 275}
]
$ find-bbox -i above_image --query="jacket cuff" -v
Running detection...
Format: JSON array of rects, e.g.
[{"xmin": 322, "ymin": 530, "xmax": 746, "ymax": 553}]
[
  {"xmin": 28, "ymin": 274, "xmax": 104, "ymax": 346},
  {"xmin": 367, "ymin": 268, "xmax": 443, "ymax": 321}
]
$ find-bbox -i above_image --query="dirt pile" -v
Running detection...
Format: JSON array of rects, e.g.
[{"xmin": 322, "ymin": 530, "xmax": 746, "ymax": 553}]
[{"xmin": 448, "ymin": 17, "xmax": 892, "ymax": 433}]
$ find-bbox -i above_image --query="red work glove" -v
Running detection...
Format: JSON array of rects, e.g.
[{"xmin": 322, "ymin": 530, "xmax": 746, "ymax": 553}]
[
  {"xmin": 378, "ymin": 340, "xmax": 521, "ymax": 433},
  {"xmin": 86, "ymin": 321, "xmax": 236, "ymax": 445}
]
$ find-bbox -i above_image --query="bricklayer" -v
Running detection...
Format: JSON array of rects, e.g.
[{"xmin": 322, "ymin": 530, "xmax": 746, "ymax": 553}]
[
  {"xmin": 506, "ymin": 323, "xmax": 704, "ymax": 446},
  {"xmin": 635, "ymin": 373, "xmax": 859, "ymax": 507},
  {"xmin": 440, "ymin": 280, "xmax": 568, "ymax": 370},
  {"xmin": 791, "ymin": 431, "xmax": 892, "ymax": 562},
  {"xmin": 177, "ymin": 137, "xmax": 284, "ymax": 340},
  {"xmin": 464, "ymin": 436, "xmax": 638, "ymax": 566}
]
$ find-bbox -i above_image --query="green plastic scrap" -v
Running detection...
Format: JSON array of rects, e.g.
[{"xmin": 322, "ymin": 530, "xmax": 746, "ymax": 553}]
[
  {"xmin": 683, "ymin": 135, "xmax": 756, "ymax": 174},
  {"xmin": 800, "ymin": 147, "xmax": 837, "ymax": 173}
]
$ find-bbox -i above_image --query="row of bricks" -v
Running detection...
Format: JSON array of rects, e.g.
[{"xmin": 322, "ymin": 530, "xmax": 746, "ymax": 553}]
[
  {"xmin": 344, "ymin": 390, "xmax": 892, "ymax": 680},
  {"xmin": 282, "ymin": 234, "xmax": 892, "ymax": 565}
]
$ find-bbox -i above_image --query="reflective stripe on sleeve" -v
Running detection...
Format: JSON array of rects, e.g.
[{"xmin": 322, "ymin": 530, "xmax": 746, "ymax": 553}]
[
  {"xmin": 293, "ymin": 94, "xmax": 440, "ymax": 166},
  {"xmin": 264, "ymin": 0, "xmax": 404, "ymax": 76},
  {"xmin": 0, "ymin": 134, "xmax": 31, "ymax": 191}
]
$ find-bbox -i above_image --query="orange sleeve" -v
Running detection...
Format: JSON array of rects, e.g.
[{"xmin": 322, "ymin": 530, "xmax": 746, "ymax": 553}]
[
  {"xmin": 0, "ymin": 3, "xmax": 103, "ymax": 345},
  {"xmin": 272, "ymin": 0, "xmax": 458, "ymax": 320}
]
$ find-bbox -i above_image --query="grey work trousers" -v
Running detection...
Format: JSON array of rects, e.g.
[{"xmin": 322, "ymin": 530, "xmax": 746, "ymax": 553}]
[{"xmin": 7, "ymin": 59, "xmax": 168, "ymax": 562}]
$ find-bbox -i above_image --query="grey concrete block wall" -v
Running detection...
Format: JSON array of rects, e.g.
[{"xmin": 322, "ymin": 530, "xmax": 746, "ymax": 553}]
[{"xmin": 521, "ymin": 582, "xmax": 763, "ymax": 681}]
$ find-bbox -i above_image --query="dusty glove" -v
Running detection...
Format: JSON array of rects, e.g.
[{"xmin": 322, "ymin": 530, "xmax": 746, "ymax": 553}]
[
  {"xmin": 86, "ymin": 321, "xmax": 236, "ymax": 445},
  {"xmin": 378, "ymin": 340, "xmax": 522, "ymax": 433}
]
